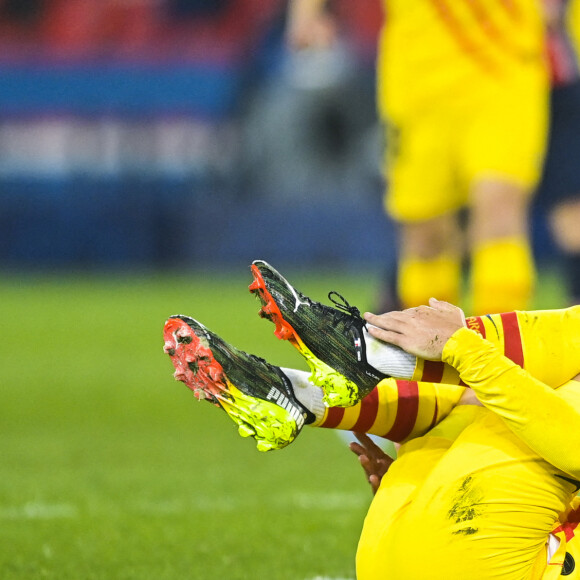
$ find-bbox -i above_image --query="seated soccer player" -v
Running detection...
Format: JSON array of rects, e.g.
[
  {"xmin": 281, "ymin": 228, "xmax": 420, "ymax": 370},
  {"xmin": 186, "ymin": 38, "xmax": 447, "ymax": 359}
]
[
  {"xmin": 352, "ymin": 299, "xmax": 580, "ymax": 579},
  {"xmin": 164, "ymin": 260, "xmax": 580, "ymax": 450},
  {"xmin": 163, "ymin": 261, "xmax": 580, "ymax": 578},
  {"xmin": 349, "ymin": 428, "xmax": 580, "ymax": 580}
]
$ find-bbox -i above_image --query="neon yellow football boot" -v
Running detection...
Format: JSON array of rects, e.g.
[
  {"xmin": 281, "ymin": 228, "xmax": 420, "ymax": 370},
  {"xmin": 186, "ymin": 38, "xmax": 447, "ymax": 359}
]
[
  {"xmin": 163, "ymin": 314, "xmax": 315, "ymax": 451},
  {"xmin": 249, "ymin": 260, "xmax": 389, "ymax": 407}
]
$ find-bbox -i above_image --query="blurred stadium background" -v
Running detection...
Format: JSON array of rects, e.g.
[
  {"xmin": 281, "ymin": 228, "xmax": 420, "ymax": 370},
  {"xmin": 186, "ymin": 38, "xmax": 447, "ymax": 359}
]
[
  {"xmin": 0, "ymin": 0, "xmax": 394, "ymax": 271},
  {"xmin": 0, "ymin": 1, "xmax": 573, "ymax": 578},
  {"xmin": 0, "ymin": 0, "xmax": 565, "ymax": 271}
]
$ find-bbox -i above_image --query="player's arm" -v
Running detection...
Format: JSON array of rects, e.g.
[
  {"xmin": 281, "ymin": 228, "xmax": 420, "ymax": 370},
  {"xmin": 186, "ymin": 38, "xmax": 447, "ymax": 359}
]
[
  {"xmin": 367, "ymin": 299, "xmax": 580, "ymax": 479},
  {"xmin": 382, "ymin": 305, "xmax": 580, "ymax": 389},
  {"xmin": 443, "ymin": 328, "xmax": 580, "ymax": 480},
  {"xmin": 326, "ymin": 302, "xmax": 580, "ymax": 445}
]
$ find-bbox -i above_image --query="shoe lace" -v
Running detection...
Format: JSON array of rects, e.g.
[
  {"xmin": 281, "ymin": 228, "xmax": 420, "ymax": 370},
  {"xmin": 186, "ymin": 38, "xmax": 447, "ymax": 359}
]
[{"xmin": 328, "ymin": 291, "xmax": 364, "ymax": 325}]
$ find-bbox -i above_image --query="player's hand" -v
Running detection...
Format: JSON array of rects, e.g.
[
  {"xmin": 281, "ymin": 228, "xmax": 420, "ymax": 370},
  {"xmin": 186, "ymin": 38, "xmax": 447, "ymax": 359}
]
[
  {"xmin": 286, "ymin": 0, "xmax": 338, "ymax": 50},
  {"xmin": 349, "ymin": 432, "xmax": 395, "ymax": 495},
  {"xmin": 364, "ymin": 298, "xmax": 466, "ymax": 361}
]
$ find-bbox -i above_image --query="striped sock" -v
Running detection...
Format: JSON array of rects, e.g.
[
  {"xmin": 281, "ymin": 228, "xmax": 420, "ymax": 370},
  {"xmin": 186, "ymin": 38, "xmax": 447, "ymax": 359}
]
[{"xmin": 318, "ymin": 379, "xmax": 465, "ymax": 442}]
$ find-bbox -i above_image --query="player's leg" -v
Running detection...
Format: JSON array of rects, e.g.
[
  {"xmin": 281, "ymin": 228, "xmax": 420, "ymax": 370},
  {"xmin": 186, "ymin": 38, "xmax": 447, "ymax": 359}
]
[
  {"xmin": 250, "ymin": 260, "xmax": 580, "ymax": 400},
  {"xmin": 465, "ymin": 62, "xmax": 549, "ymax": 315},
  {"xmin": 249, "ymin": 260, "xmax": 416, "ymax": 406},
  {"xmin": 162, "ymin": 300, "xmax": 580, "ymax": 456},
  {"xmin": 397, "ymin": 214, "xmax": 463, "ymax": 309},
  {"xmin": 469, "ymin": 178, "xmax": 536, "ymax": 314},
  {"xmin": 317, "ymin": 378, "xmax": 465, "ymax": 443},
  {"xmin": 382, "ymin": 107, "xmax": 466, "ymax": 312},
  {"xmin": 163, "ymin": 310, "xmax": 458, "ymax": 451},
  {"xmin": 163, "ymin": 309, "xmax": 470, "ymax": 451}
]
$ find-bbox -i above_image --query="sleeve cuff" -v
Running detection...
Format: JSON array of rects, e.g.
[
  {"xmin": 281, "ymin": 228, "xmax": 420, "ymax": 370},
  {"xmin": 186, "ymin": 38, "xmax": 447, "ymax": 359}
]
[{"xmin": 442, "ymin": 326, "xmax": 518, "ymax": 387}]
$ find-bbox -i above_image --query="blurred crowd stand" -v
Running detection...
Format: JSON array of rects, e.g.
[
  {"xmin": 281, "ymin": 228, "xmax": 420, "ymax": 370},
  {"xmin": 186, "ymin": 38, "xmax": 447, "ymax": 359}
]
[
  {"xmin": 0, "ymin": 0, "xmax": 399, "ymax": 270},
  {"xmin": 0, "ymin": 0, "xmax": 280, "ymax": 61},
  {"xmin": 0, "ymin": 0, "xmax": 575, "ymax": 280}
]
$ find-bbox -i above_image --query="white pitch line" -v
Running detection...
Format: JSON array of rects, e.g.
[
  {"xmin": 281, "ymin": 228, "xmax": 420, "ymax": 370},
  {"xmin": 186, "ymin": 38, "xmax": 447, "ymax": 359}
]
[
  {"xmin": 306, "ymin": 576, "xmax": 355, "ymax": 580},
  {"xmin": 0, "ymin": 502, "xmax": 78, "ymax": 520}
]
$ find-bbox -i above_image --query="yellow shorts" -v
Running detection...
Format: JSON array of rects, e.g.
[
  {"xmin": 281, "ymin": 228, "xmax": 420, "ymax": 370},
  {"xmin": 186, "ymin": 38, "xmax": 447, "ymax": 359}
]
[
  {"xmin": 380, "ymin": 57, "xmax": 549, "ymax": 223},
  {"xmin": 356, "ymin": 407, "xmax": 575, "ymax": 580}
]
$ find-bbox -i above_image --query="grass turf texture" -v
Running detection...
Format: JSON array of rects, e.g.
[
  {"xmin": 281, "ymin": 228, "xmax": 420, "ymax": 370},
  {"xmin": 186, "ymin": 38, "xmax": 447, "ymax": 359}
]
[{"xmin": 0, "ymin": 266, "xmax": 567, "ymax": 579}]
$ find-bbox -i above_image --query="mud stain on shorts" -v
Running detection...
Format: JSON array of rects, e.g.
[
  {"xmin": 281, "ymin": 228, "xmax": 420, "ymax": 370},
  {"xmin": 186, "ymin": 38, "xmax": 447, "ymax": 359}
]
[{"xmin": 447, "ymin": 476, "xmax": 483, "ymax": 536}]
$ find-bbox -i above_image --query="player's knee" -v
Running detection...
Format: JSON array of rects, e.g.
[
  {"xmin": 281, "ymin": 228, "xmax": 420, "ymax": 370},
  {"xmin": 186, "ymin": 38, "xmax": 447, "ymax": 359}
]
[{"xmin": 401, "ymin": 215, "xmax": 460, "ymax": 259}]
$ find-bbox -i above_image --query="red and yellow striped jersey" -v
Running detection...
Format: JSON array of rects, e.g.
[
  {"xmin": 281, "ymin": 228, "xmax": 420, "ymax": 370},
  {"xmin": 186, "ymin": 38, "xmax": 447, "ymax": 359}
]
[
  {"xmin": 377, "ymin": 0, "xmax": 548, "ymax": 113},
  {"xmin": 319, "ymin": 306, "xmax": 580, "ymax": 444}
]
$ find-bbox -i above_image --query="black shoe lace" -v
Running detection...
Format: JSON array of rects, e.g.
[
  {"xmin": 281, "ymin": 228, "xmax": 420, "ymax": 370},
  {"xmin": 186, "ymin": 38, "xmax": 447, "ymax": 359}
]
[{"xmin": 328, "ymin": 291, "xmax": 364, "ymax": 323}]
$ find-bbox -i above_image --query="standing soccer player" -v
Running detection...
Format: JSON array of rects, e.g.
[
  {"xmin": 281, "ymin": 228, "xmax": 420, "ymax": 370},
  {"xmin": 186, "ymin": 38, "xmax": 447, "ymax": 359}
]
[{"xmin": 287, "ymin": 0, "xmax": 550, "ymax": 314}]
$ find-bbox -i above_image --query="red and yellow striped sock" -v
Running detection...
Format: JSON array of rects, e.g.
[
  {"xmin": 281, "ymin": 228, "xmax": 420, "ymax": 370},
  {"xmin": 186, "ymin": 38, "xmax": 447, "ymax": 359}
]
[
  {"xmin": 320, "ymin": 307, "xmax": 580, "ymax": 441},
  {"xmin": 318, "ymin": 379, "xmax": 465, "ymax": 443}
]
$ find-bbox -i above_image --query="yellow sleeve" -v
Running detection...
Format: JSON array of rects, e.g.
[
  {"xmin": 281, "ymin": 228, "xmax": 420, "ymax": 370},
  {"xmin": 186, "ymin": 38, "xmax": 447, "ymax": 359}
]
[
  {"xmin": 411, "ymin": 306, "xmax": 580, "ymax": 388},
  {"xmin": 514, "ymin": 306, "xmax": 580, "ymax": 387},
  {"xmin": 443, "ymin": 327, "xmax": 580, "ymax": 480}
]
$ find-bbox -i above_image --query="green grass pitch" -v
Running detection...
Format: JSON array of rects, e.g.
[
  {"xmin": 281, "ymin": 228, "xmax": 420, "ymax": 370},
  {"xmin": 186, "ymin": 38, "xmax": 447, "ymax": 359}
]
[{"xmin": 0, "ymin": 265, "xmax": 567, "ymax": 579}]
